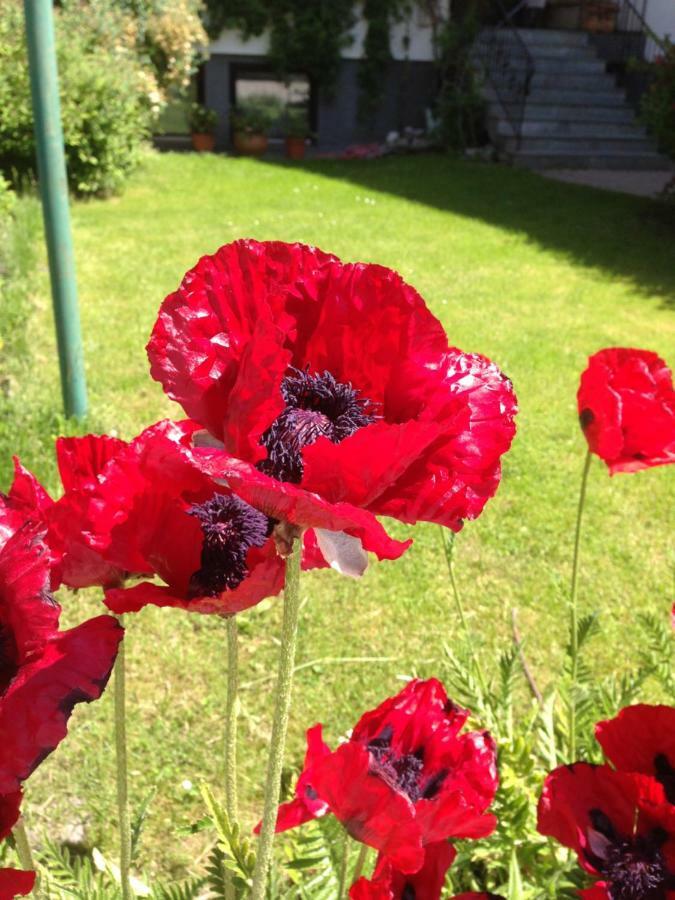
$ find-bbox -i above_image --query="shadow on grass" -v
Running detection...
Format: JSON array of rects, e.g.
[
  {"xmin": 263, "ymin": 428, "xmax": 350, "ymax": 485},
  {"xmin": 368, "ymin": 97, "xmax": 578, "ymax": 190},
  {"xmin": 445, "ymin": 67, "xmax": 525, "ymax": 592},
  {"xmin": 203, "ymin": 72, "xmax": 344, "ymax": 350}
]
[{"xmin": 258, "ymin": 153, "xmax": 675, "ymax": 309}]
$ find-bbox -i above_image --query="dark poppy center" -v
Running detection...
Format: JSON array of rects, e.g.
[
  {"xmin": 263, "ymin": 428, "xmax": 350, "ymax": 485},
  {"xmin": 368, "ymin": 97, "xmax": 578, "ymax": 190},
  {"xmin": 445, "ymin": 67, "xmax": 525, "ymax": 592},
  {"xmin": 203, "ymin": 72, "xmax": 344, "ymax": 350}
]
[
  {"xmin": 604, "ymin": 840, "xmax": 667, "ymax": 900},
  {"xmin": 654, "ymin": 753, "xmax": 675, "ymax": 805},
  {"xmin": 366, "ymin": 724, "xmax": 447, "ymax": 804},
  {"xmin": 258, "ymin": 367, "xmax": 378, "ymax": 484},
  {"xmin": 587, "ymin": 810, "xmax": 670, "ymax": 900},
  {"xmin": 187, "ymin": 493, "xmax": 269, "ymax": 598},
  {"xmin": 401, "ymin": 886, "xmax": 416, "ymax": 900},
  {"xmin": 0, "ymin": 620, "xmax": 18, "ymax": 695}
]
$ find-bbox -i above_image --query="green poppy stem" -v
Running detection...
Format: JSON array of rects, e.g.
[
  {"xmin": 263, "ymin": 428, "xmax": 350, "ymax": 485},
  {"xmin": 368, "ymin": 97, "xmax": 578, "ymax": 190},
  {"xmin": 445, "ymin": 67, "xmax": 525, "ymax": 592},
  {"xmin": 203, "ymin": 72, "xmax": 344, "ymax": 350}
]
[
  {"xmin": 569, "ymin": 450, "xmax": 592, "ymax": 761},
  {"xmin": 12, "ymin": 818, "xmax": 36, "ymax": 877},
  {"xmin": 114, "ymin": 621, "xmax": 132, "ymax": 900},
  {"xmin": 441, "ymin": 528, "xmax": 490, "ymax": 700},
  {"xmin": 337, "ymin": 830, "xmax": 350, "ymax": 898},
  {"xmin": 250, "ymin": 543, "xmax": 302, "ymax": 900},
  {"xmin": 224, "ymin": 616, "xmax": 239, "ymax": 819},
  {"xmin": 351, "ymin": 843, "xmax": 369, "ymax": 884},
  {"xmin": 224, "ymin": 616, "xmax": 239, "ymax": 900}
]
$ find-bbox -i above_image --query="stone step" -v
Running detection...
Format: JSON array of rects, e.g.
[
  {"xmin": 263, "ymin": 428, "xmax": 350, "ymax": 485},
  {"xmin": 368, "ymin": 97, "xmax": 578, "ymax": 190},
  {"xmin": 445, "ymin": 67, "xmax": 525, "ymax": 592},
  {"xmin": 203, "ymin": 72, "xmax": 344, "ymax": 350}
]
[
  {"xmin": 513, "ymin": 150, "xmax": 673, "ymax": 170},
  {"xmin": 527, "ymin": 87, "xmax": 625, "ymax": 105},
  {"xmin": 495, "ymin": 119, "xmax": 647, "ymax": 139},
  {"xmin": 475, "ymin": 39, "xmax": 597, "ymax": 61},
  {"xmin": 531, "ymin": 72, "xmax": 615, "ymax": 90},
  {"xmin": 516, "ymin": 57, "xmax": 605, "ymax": 74},
  {"xmin": 519, "ymin": 103, "xmax": 635, "ymax": 122},
  {"xmin": 481, "ymin": 27, "xmax": 590, "ymax": 47},
  {"xmin": 509, "ymin": 136, "xmax": 656, "ymax": 154}
]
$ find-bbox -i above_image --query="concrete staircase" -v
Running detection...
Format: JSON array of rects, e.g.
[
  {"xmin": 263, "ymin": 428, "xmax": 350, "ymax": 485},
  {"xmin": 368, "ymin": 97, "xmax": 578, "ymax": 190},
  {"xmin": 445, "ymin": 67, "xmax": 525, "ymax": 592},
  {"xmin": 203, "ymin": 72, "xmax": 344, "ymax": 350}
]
[{"xmin": 476, "ymin": 27, "xmax": 672, "ymax": 170}]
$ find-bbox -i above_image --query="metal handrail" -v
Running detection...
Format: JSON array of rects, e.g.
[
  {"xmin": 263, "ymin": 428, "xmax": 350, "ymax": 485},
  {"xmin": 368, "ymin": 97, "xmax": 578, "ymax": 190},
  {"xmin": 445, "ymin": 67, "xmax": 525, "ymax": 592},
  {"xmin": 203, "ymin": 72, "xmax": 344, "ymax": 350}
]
[{"xmin": 472, "ymin": 0, "xmax": 535, "ymax": 147}]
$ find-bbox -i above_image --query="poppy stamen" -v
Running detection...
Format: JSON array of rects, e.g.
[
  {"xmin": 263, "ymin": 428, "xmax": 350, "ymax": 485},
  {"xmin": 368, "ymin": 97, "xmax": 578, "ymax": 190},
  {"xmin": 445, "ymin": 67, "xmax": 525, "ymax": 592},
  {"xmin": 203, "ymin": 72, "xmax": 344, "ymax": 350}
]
[
  {"xmin": 258, "ymin": 367, "xmax": 378, "ymax": 484},
  {"xmin": 188, "ymin": 493, "xmax": 269, "ymax": 598}
]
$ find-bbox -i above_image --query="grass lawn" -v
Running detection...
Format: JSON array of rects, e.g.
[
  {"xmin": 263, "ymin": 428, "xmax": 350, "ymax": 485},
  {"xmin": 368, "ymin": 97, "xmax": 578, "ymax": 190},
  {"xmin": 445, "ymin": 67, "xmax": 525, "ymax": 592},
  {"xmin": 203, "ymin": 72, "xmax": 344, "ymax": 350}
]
[{"xmin": 3, "ymin": 151, "xmax": 674, "ymax": 880}]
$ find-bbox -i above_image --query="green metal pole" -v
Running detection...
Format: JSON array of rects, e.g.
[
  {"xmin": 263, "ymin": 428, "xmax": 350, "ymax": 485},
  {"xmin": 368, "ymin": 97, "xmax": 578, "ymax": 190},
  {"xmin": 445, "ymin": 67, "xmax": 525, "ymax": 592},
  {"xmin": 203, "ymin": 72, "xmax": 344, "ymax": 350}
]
[{"xmin": 24, "ymin": 0, "xmax": 87, "ymax": 418}]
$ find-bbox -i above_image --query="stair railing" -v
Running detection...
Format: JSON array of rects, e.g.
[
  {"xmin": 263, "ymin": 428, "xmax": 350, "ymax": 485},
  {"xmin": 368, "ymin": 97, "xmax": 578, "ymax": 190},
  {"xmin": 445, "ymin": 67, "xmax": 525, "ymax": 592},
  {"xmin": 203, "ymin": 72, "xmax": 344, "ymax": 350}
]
[{"xmin": 472, "ymin": 0, "xmax": 535, "ymax": 148}]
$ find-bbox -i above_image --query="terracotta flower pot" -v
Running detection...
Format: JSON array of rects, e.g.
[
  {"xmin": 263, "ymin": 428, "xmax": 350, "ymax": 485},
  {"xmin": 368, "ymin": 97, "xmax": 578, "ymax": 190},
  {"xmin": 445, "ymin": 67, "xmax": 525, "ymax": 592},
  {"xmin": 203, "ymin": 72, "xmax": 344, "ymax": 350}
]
[
  {"xmin": 285, "ymin": 136, "xmax": 307, "ymax": 160},
  {"xmin": 233, "ymin": 132, "xmax": 268, "ymax": 157},
  {"xmin": 191, "ymin": 132, "xmax": 216, "ymax": 153}
]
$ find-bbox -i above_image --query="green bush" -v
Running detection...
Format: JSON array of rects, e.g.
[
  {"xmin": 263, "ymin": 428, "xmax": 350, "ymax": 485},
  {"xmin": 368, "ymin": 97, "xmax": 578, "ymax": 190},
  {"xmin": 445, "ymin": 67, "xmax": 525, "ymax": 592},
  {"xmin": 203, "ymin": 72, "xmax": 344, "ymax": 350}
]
[
  {"xmin": 230, "ymin": 95, "xmax": 284, "ymax": 135},
  {"xmin": 640, "ymin": 41, "xmax": 675, "ymax": 159},
  {"xmin": 0, "ymin": 0, "xmax": 156, "ymax": 196}
]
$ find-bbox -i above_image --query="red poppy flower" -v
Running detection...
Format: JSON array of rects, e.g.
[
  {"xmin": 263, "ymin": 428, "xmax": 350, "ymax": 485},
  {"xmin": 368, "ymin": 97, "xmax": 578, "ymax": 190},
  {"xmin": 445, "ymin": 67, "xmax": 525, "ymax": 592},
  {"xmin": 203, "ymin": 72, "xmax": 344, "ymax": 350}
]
[
  {"xmin": 349, "ymin": 840, "xmax": 456, "ymax": 899},
  {"xmin": 577, "ymin": 348, "xmax": 675, "ymax": 474},
  {"xmin": 264, "ymin": 679, "xmax": 497, "ymax": 874},
  {"xmin": 0, "ymin": 792, "xmax": 21, "ymax": 842},
  {"xmin": 1, "ymin": 434, "xmax": 128, "ymax": 590},
  {"xmin": 537, "ymin": 762, "xmax": 675, "ymax": 899},
  {"xmin": 0, "ymin": 522, "xmax": 123, "ymax": 793},
  {"xmin": 595, "ymin": 704, "xmax": 675, "ymax": 805},
  {"xmin": 45, "ymin": 419, "xmax": 287, "ymax": 616},
  {"xmin": 147, "ymin": 240, "xmax": 517, "ymax": 568},
  {"xmin": 0, "ymin": 868, "xmax": 35, "ymax": 899}
]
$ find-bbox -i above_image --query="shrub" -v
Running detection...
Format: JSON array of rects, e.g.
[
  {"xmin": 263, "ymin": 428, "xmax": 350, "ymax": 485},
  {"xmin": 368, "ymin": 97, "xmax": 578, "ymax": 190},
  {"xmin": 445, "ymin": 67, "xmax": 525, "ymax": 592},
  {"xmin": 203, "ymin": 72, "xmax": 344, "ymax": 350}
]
[
  {"xmin": 434, "ymin": 13, "xmax": 487, "ymax": 151},
  {"xmin": 189, "ymin": 102, "xmax": 219, "ymax": 133},
  {"xmin": 230, "ymin": 95, "xmax": 284, "ymax": 135},
  {"xmin": 640, "ymin": 41, "xmax": 675, "ymax": 158},
  {"xmin": 0, "ymin": 0, "xmax": 160, "ymax": 196}
]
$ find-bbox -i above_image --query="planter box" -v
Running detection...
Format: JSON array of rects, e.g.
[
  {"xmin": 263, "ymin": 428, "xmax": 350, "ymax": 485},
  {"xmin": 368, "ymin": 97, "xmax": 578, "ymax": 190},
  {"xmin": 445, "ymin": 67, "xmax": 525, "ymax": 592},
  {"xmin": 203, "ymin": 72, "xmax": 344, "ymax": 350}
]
[
  {"xmin": 191, "ymin": 132, "xmax": 216, "ymax": 152},
  {"xmin": 233, "ymin": 132, "xmax": 268, "ymax": 156}
]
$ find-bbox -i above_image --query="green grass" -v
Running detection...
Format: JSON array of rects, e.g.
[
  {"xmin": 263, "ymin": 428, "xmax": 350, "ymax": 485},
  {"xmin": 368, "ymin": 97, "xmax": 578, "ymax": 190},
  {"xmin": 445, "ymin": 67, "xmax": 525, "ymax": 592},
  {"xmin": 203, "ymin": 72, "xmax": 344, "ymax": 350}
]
[{"xmin": 3, "ymin": 151, "xmax": 674, "ymax": 879}]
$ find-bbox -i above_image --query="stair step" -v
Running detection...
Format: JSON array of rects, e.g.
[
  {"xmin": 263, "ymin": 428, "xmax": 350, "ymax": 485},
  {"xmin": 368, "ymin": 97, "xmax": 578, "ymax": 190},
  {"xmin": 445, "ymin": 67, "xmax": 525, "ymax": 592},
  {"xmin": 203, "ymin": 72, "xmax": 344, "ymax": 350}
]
[
  {"xmin": 482, "ymin": 27, "xmax": 590, "ymax": 47},
  {"xmin": 475, "ymin": 40, "xmax": 598, "ymax": 62},
  {"xmin": 519, "ymin": 103, "xmax": 635, "ymax": 122},
  {"xmin": 527, "ymin": 88, "xmax": 626, "ymax": 105},
  {"xmin": 514, "ymin": 57, "xmax": 605, "ymax": 74},
  {"xmin": 513, "ymin": 150, "xmax": 673, "ymax": 170},
  {"xmin": 511, "ymin": 136, "xmax": 656, "ymax": 153},
  {"xmin": 531, "ymin": 72, "xmax": 615, "ymax": 90},
  {"xmin": 495, "ymin": 120, "xmax": 647, "ymax": 139}
]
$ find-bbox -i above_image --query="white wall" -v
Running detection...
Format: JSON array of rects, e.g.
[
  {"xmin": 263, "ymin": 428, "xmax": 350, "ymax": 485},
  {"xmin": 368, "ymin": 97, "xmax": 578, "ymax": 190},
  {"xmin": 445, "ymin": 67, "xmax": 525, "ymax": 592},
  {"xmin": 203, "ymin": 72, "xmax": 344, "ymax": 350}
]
[
  {"xmin": 209, "ymin": 2, "xmax": 449, "ymax": 62},
  {"xmin": 643, "ymin": 0, "xmax": 675, "ymax": 44}
]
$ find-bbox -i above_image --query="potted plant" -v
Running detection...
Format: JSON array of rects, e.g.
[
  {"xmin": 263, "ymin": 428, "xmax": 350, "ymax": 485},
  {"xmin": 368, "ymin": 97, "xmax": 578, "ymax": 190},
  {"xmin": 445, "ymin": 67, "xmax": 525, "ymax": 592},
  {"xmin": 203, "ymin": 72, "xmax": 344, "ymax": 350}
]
[
  {"xmin": 283, "ymin": 107, "xmax": 311, "ymax": 160},
  {"xmin": 189, "ymin": 103, "xmax": 218, "ymax": 152},
  {"xmin": 230, "ymin": 95, "xmax": 282, "ymax": 156}
]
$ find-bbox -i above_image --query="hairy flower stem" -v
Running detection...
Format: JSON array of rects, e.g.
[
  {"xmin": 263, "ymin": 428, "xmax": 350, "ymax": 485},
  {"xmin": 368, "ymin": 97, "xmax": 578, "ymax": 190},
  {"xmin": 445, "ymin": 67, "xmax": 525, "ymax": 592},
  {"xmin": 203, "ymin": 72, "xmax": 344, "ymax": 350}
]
[
  {"xmin": 250, "ymin": 543, "xmax": 302, "ymax": 900},
  {"xmin": 569, "ymin": 450, "xmax": 592, "ymax": 761},
  {"xmin": 352, "ymin": 843, "xmax": 369, "ymax": 884},
  {"xmin": 114, "ymin": 621, "xmax": 132, "ymax": 900},
  {"xmin": 337, "ymin": 830, "xmax": 350, "ymax": 898},
  {"xmin": 224, "ymin": 616, "xmax": 238, "ymax": 900},
  {"xmin": 12, "ymin": 818, "xmax": 36, "ymax": 880},
  {"xmin": 441, "ymin": 529, "xmax": 490, "ymax": 700}
]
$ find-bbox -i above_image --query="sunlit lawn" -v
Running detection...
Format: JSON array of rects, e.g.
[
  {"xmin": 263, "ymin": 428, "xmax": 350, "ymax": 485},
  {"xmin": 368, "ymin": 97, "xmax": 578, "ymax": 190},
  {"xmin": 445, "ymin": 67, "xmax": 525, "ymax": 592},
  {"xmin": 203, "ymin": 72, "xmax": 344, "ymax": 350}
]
[{"xmin": 4, "ymin": 151, "xmax": 674, "ymax": 878}]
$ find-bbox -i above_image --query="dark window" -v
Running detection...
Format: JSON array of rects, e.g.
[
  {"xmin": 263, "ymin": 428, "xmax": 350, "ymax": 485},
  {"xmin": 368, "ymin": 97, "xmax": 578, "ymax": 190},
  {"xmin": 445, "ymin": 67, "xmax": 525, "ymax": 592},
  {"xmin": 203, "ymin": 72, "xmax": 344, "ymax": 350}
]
[{"xmin": 230, "ymin": 64, "xmax": 315, "ymax": 141}]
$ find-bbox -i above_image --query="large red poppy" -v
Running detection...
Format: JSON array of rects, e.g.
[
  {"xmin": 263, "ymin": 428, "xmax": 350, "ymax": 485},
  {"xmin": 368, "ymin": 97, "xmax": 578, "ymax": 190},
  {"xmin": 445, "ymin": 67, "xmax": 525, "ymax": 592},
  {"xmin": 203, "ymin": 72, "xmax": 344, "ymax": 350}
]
[
  {"xmin": 0, "ymin": 522, "xmax": 123, "ymax": 793},
  {"xmin": 595, "ymin": 704, "xmax": 675, "ymax": 805},
  {"xmin": 264, "ymin": 679, "xmax": 497, "ymax": 874},
  {"xmin": 349, "ymin": 841, "xmax": 456, "ymax": 899},
  {"xmin": 0, "ymin": 868, "xmax": 35, "ymax": 899},
  {"xmin": 67, "ymin": 419, "xmax": 293, "ymax": 616},
  {"xmin": 147, "ymin": 241, "xmax": 517, "ymax": 568},
  {"xmin": 537, "ymin": 762, "xmax": 675, "ymax": 899},
  {"xmin": 1, "ymin": 434, "xmax": 128, "ymax": 590},
  {"xmin": 577, "ymin": 348, "xmax": 675, "ymax": 474}
]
